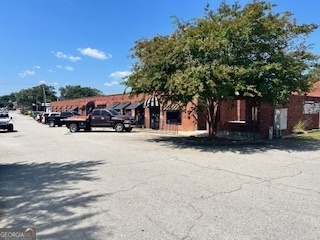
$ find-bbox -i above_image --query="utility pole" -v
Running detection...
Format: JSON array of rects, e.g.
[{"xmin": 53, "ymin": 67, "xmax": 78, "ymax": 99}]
[{"xmin": 42, "ymin": 84, "xmax": 47, "ymax": 112}]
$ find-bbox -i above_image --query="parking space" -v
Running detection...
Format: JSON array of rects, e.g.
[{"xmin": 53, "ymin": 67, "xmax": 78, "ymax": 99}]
[{"xmin": 1, "ymin": 111, "xmax": 320, "ymax": 239}]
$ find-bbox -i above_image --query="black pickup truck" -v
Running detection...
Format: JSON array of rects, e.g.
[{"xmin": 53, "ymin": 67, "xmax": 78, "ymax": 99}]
[
  {"xmin": 48, "ymin": 111, "xmax": 80, "ymax": 127},
  {"xmin": 62, "ymin": 109, "xmax": 133, "ymax": 133}
]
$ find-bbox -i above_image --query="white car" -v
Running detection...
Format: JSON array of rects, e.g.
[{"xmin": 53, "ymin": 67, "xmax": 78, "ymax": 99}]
[{"xmin": 0, "ymin": 113, "xmax": 14, "ymax": 132}]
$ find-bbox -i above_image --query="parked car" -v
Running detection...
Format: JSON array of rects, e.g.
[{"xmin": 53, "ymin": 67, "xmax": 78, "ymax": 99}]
[
  {"xmin": 42, "ymin": 112, "xmax": 59, "ymax": 124},
  {"xmin": 48, "ymin": 111, "xmax": 80, "ymax": 127},
  {"xmin": 0, "ymin": 113, "xmax": 14, "ymax": 132},
  {"xmin": 34, "ymin": 111, "xmax": 44, "ymax": 122},
  {"xmin": 62, "ymin": 109, "xmax": 133, "ymax": 133}
]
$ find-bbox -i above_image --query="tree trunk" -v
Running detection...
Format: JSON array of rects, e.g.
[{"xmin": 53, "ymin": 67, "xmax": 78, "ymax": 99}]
[{"xmin": 206, "ymin": 99, "xmax": 221, "ymax": 138}]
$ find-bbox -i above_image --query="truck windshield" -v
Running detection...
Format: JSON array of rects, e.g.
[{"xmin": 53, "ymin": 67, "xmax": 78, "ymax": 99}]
[
  {"xmin": 0, "ymin": 114, "xmax": 9, "ymax": 118},
  {"xmin": 109, "ymin": 109, "xmax": 119, "ymax": 115}
]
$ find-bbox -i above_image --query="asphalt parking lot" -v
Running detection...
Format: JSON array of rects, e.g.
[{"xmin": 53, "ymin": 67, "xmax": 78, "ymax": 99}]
[{"xmin": 1, "ymin": 112, "xmax": 320, "ymax": 239}]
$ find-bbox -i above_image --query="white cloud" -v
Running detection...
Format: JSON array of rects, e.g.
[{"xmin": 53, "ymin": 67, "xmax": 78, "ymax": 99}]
[
  {"xmin": 56, "ymin": 51, "xmax": 68, "ymax": 59},
  {"xmin": 69, "ymin": 56, "xmax": 81, "ymax": 62},
  {"xmin": 53, "ymin": 51, "xmax": 81, "ymax": 62},
  {"xmin": 104, "ymin": 81, "xmax": 119, "ymax": 87},
  {"xmin": 39, "ymin": 80, "xmax": 46, "ymax": 84},
  {"xmin": 110, "ymin": 71, "xmax": 131, "ymax": 80},
  {"xmin": 56, "ymin": 65, "xmax": 74, "ymax": 71},
  {"xmin": 53, "ymin": 82, "xmax": 59, "ymax": 85},
  {"xmin": 64, "ymin": 66, "xmax": 74, "ymax": 71},
  {"xmin": 78, "ymin": 47, "xmax": 111, "ymax": 60},
  {"xmin": 18, "ymin": 70, "xmax": 36, "ymax": 78},
  {"xmin": 48, "ymin": 69, "xmax": 55, "ymax": 73},
  {"xmin": 34, "ymin": 65, "xmax": 41, "ymax": 69},
  {"xmin": 104, "ymin": 70, "xmax": 131, "ymax": 86}
]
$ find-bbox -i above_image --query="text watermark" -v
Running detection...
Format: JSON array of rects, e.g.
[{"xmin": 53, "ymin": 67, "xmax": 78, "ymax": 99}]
[{"xmin": 0, "ymin": 228, "xmax": 36, "ymax": 240}]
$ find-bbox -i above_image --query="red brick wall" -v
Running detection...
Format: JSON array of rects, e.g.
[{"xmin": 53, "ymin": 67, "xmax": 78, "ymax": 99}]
[
  {"xmin": 260, "ymin": 95, "xmax": 320, "ymax": 137},
  {"xmin": 219, "ymin": 96, "xmax": 320, "ymax": 138}
]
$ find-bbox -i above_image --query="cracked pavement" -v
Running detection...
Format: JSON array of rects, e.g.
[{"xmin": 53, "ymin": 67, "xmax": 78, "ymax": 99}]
[{"xmin": 1, "ymin": 112, "xmax": 320, "ymax": 239}]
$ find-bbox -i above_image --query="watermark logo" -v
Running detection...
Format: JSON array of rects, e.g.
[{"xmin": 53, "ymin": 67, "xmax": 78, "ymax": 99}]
[{"xmin": 0, "ymin": 228, "xmax": 36, "ymax": 240}]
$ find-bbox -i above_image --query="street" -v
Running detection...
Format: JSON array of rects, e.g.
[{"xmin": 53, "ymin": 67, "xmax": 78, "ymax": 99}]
[{"xmin": 1, "ymin": 112, "xmax": 320, "ymax": 240}]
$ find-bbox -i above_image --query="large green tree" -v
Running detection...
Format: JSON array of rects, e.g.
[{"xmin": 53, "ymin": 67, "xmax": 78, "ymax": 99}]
[
  {"xmin": 59, "ymin": 85, "xmax": 103, "ymax": 100},
  {"xmin": 125, "ymin": 0, "xmax": 319, "ymax": 137},
  {"xmin": 0, "ymin": 93, "xmax": 16, "ymax": 108},
  {"xmin": 15, "ymin": 84, "xmax": 57, "ymax": 110}
]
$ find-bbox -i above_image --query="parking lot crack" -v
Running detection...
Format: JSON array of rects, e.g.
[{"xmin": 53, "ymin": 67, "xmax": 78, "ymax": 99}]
[
  {"xmin": 146, "ymin": 216, "xmax": 180, "ymax": 239},
  {"xmin": 106, "ymin": 182, "xmax": 148, "ymax": 195},
  {"xmin": 198, "ymin": 182, "xmax": 248, "ymax": 201},
  {"xmin": 180, "ymin": 204, "xmax": 204, "ymax": 240},
  {"xmin": 269, "ymin": 170, "xmax": 303, "ymax": 182},
  {"xmin": 285, "ymin": 157, "xmax": 320, "ymax": 168},
  {"xmin": 265, "ymin": 182, "xmax": 320, "ymax": 196}
]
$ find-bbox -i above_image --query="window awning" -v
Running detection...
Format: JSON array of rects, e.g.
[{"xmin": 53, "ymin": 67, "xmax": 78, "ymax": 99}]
[
  {"xmin": 114, "ymin": 102, "xmax": 131, "ymax": 110},
  {"xmin": 162, "ymin": 103, "xmax": 182, "ymax": 111},
  {"xmin": 69, "ymin": 106, "xmax": 78, "ymax": 112},
  {"xmin": 106, "ymin": 102, "xmax": 120, "ymax": 110},
  {"xmin": 143, "ymin": 96, "xmax": 160, "ymax": 108},
  {"xmin": 125, "ymin": 100, "xmax": 145, "ymax": 110}
]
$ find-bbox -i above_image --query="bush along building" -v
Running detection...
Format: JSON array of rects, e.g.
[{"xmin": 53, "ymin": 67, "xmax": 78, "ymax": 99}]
[{"xmin": 50, "ymin": 87, "xmax": 320, "ymax": 138}]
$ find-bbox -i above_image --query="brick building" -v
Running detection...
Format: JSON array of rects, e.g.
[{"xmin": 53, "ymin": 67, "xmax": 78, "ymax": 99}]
[
  {"xmin": 219, "ymin": 94, "xmax": 320, "ymax": 138},
  {"xmin": 50, "ymin": 88, "xmax": 320, "ymax": 138},
  {"xmin": 50, "ymin": 93, "xmax": 205, "ymax": 133}
]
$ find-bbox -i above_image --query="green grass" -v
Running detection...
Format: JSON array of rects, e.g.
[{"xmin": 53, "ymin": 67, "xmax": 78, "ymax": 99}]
[{"xmin": 294, "ymin": 130, "xmax": 320, "ymax": 141}]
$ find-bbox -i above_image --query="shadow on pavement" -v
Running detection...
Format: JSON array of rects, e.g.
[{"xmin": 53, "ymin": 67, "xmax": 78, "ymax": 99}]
[
  {"xmin": 148, "ymin": 136, "xmax": 320, "ymax": 154},
  {"xmin": 0, "ymin": 160, "xmax": 112, "ymax": 239}
]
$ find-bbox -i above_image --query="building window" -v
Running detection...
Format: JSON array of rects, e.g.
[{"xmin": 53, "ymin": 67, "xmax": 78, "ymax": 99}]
[{"xmin": 166, "ymin": 111, "xmax": 181, "ymax": 124}]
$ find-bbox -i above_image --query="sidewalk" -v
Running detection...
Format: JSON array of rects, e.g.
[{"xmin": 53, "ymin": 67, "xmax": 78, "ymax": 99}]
[{"xmin": 133, "ymin": 126, "xmax": 208, "ymax": 137}]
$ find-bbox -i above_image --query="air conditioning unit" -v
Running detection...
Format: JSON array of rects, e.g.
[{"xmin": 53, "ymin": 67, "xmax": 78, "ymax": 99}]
[{"xmin": 274, "ymin": 108, "xmax": 287, "ymax": 130}]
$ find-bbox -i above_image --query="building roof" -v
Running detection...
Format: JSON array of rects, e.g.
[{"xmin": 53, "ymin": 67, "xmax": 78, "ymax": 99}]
[
  {"xmin": 125, "ymin": 100, "xmax": 144, "ymax": 110},
  {"xmin": 114, "ymin": 101, "xmax": 131, "ymax": 110},
  {"xmin": 106, "ymin": 102, "xmax": 120, "ymax": 110}
]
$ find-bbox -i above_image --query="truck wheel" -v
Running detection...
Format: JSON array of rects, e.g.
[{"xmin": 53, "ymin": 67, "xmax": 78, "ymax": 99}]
[
  {"xmin": 49, "ymin": 121, "xmax": 55, "ymax": 127},
  {"xmin": 7, "ymin": 125, "xmax": 13, "ymax": 132},
  {"xmin": 69, "ymin": 123, "xmax": 78, "ymax": 133},
  {"xmin": 115, "ymin": 123, "xmax": 124, "ymax": 132},
  {"xmin": 125, "ymin": 128, "xmax": 132, "ymax": 132}
]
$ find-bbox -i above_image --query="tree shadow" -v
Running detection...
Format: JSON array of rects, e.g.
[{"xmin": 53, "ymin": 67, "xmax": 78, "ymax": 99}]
[
  {"xmin": 147, "ymin": 136, "xmax": 320, "ymax": 154},
  {"xmin": 0, "ymin": 160, "xmax": 112, "ymax": 239}
]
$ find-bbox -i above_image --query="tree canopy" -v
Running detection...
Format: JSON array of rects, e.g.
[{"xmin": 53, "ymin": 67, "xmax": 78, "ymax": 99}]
[
  {"xmin": 59, "ymin": 85, "xmax": 103, "ymax": 100},
  {"xmin": 15, "ymin": 84, "xmax": 57, "ymax": 110},
  {"xmin": 0, "ymin": 93, "xmax": 16, "ymax": 108},
  {"xmin": 125, "ymin": 0, "xmax": 319, "ymax": 136}
]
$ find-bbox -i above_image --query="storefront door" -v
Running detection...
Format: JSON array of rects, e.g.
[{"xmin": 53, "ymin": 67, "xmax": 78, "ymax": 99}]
[{"xmin": 150, "ymin": 107, "xmax": 160, "ymax": 129}]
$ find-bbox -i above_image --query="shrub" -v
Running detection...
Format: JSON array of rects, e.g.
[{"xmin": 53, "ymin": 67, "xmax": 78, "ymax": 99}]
[{"xmin": 293, "ymin": 119, "xmax": 311, "ymax": 134}]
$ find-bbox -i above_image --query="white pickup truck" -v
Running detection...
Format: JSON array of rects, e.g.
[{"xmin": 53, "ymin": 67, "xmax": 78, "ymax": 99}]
[{"xmin": 0, "ymin": 113, "xmax": 14, "ymax": 132}]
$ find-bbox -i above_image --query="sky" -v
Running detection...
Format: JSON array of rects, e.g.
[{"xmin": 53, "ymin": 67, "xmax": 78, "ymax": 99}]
[{"xmin": 0, "ymin": 0, "xmax": 319, "ymax": 97}]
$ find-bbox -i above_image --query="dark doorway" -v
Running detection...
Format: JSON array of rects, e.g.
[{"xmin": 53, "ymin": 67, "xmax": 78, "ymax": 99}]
[{"xmin": 150, "ymin": 106, "xmax": 160, "ymax": 129}]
